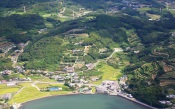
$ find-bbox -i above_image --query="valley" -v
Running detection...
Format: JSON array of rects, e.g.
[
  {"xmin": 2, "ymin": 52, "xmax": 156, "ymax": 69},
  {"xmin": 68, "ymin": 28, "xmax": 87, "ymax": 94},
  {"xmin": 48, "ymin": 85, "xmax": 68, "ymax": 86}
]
[{"xmin": 0, "ymin": 0, "xmax": 175, "ymax": 109}]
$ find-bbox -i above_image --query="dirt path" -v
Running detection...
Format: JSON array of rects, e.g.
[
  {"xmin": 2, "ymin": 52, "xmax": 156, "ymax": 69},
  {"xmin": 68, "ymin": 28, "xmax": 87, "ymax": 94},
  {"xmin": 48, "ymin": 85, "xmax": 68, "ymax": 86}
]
[
  {"xmin": 31, "ymin": 81, "xmax": 40, "ymax": 90},
  {"xmin": 106, "ymin": 48, "xmax": 123, "ymax": 61}
]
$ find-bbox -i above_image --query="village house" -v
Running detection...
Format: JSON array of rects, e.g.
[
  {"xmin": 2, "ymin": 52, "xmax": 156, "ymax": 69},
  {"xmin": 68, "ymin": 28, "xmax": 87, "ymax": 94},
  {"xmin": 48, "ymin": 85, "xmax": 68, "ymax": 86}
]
[
  {"xmin": 50, "ymin": 75, "xmax": 65, "ymax": 81},
  {"xmin": 80, "ymin": 79, "xmax": 89, "ymax": 84},
  {"xmin": 69, "ymin": 83, "xmax": 83, "ymax": 88},
  {"xmin": 166, "ymin": 94, "xmax": 175, "ymax": 99},
  {"xmin": 55, "ymin": 71, "xmax": 66, "ymax": 74},
  {"xmin": 64, "ymin": 66, "xmax": 75, "ymax": 74},
  {"xmin": 134, "ymin": 50, "xmax": 140, "ymax": 54},
  {"xmin": 19, "ymin": 77, "xmax": 31, "ymax": 81},
  {"xmin": 45, "ymin": 72, "xmax": 54, "ymax": 76},
  {"xmin": 71, "ymin": 75, "xmax": 80, "ymax": 83},
  {"xmin": 38, "ymin": 28, "xmax": 47, "ymax": 34},
  {"xmin": 15, "ymin": 66, "xmax": 25, "ymax": 73},
  {"xmin": 0, "ymin": 70, "xmax": 12, "ymax": 75},
  {"xmin": 85, "ymin": 63, "xmax": 95, "ymax": 70}
]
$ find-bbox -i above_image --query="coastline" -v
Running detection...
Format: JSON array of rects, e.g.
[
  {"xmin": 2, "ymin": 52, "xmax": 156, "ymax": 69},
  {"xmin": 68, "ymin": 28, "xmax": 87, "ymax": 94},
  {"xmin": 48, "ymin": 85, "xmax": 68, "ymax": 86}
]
[
  {"xmin": 17, "ymin": 92, "xmax": 156, "ymax": 109},
  {"xmin": 117, "ymin": 94, "xmax": 158, "ymax": 109}
]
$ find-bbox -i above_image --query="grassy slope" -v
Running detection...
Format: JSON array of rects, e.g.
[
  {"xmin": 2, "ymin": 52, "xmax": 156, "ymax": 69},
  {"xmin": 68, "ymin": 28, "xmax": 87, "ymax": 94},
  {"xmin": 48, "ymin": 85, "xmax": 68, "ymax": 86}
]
[
  {"xmin": 9, "ymin": 83, "xmax": 71, "ymax": 104},
  {"xmin": 92, "ymin": 63, "xmax": 122, "ymax": 85}
]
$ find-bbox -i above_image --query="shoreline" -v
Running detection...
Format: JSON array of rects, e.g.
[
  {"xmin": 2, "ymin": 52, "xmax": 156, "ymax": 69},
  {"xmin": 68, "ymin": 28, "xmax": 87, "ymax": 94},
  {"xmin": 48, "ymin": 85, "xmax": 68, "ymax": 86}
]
[
  {"xmin": 117, "ymin": 94, "xmax": 157, "ymax": 109},
  {"xmin": 18, "ymin": 92, "xmax": 95, "ymax": 109},
  {"xmin": 17, "ymin": 92, "xmax": 156, "ymax": 109}
]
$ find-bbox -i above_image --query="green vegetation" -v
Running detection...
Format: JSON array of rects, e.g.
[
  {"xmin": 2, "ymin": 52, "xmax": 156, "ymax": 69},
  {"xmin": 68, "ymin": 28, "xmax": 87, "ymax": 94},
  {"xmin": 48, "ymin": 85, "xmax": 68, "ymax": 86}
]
[
  {"xmin": 0, "ymin": 84, "xmax": 20, "ymax": 95},
  {"xmin": 9, "ymin": 86, "xmax": 48, "ymax": 104},
  {"xmin": 1, "ymin": 0, "xmax": 175, "ymax": 108},
  {"xmin": 0, "ymin": 58, "xmax": 13, "ymax": 71},
  {"xmin": 8, "ymin": 84, "xmax": 71, "ymax": 104}
]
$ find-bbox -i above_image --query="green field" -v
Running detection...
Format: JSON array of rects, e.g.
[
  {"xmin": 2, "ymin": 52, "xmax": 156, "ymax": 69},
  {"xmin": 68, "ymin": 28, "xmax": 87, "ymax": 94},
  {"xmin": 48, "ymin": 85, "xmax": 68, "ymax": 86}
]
[
  {"xmin": 9, "ymin": 83, "xmax": 71, "ymax": 104},
  {"xmin": 92, "ymin": 63, "xmax": 122, "ymax": 85},
  {"xmin": 0, "ymin": 84, "xmax": 20, "ymax": 95},
  {"xmin": 9, "ymin": 86, "xmax": 49, "ymax": 104}
]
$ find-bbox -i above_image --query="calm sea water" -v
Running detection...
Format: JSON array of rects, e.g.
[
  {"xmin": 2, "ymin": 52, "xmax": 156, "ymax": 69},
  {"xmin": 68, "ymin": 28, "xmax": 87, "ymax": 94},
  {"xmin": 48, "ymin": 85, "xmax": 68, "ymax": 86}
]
[{"xmin": 20, "ymin": 94, "xmax": 149, "ymax": 109}]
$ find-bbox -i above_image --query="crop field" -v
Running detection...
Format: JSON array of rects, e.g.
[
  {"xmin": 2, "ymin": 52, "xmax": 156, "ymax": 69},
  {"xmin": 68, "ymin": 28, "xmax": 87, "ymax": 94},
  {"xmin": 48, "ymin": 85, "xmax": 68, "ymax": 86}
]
[
  {"xmin": 9, "ymin": 86, "xmax": 49, "ymax": 104},
  {"xmin": 0, "ymin": 84, "xmax": 20, "ymax": 95},
  {"xmin": 8, "ymin": 84, "xmax": 71, "ymax": 104},
  {"xmin": 92, "ymin": 63, "xmax": 122, "ymax": 85}
]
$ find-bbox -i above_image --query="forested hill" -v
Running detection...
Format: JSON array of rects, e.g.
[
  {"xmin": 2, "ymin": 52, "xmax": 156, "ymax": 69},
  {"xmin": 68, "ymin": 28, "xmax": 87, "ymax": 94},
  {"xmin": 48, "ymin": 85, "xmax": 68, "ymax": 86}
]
[{"xmin": 19, "ymin": 10, "xmax": 175, "ymax": 108}]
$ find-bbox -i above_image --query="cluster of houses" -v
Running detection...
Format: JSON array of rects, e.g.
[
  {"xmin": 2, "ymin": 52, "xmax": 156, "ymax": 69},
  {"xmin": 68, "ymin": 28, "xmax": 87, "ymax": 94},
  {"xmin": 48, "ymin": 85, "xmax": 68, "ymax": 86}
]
[
  {"xmin": 0, "ymin": 69, "xmax": 31, "ymax": 85},
  {"xmin": 96, "ymin": 80, "xmax": 121, "ymax": 95},
  {"xmin": 15, "ymin": 66, "xmax": 25, "ymax": 73},
  {"xmin": 119, "ymin": 75, "xmax": 128, "ymax": 89},
  {"xmin": 0, "ymin": 70, "xmax": 13, "ymax": 75},
  {"xmin": 159, "ymin": 100, "xmax": 172, "ymax": 105},
  {"xmin": 30, "ymin": 64, "xmax": 93, "ymax": 84},
  {"xmin": 0, "ymin": 42, "xmax": 16, "ymax": 54}
]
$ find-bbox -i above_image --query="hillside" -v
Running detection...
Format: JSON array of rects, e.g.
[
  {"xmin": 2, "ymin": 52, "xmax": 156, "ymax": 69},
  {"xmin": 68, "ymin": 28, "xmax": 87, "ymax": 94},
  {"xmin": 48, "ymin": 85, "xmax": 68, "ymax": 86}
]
[{"xmin": 0, "ymin": 0, "xmax": 175, "ymax": 108}]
